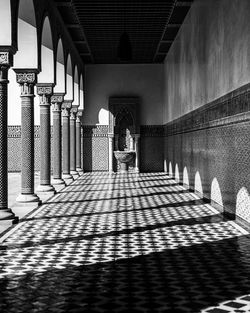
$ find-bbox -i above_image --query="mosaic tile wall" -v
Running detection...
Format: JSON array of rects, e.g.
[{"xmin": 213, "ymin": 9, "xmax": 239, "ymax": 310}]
[
  {"xmin": 83, "ymin": 125, "xmax": 164, "ymax": 172},
  {"xmin": 140, "ymin": 126, "xmax": 164, "ymax": 172},
  {"xmin": 8, "ymin": 126, "xmax": 53, "ymax": 172},
  {"xmin": 164, "ymin": 83, "xmax": 250, "ymax": 226}
]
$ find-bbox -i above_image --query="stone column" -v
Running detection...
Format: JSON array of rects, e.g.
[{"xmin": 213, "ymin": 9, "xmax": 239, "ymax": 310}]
[
  {"xmin": 76, "ymin": 110, "xmax": 83, "ymax": 174},
  {"xmin": 130, "ymin": 135, "xmax": 134, "ymax": 151},
  {"xmin": 62, "ymin": 101, "xmax": 73, "ymax": 184},
  {"xmin": 134, "ymin": 134, "xmax": 140, "ymax": 173},
  {"xmin": 51, "ymin": 94, "xmax": 65, "ymax": 189},
  {"xmin": 14, "ymin": 69, "xmax": 40, "ymax": 205},
  {"xmin": 0, "ymin": 51, "xmax": 17, "ymax": 222},
  {"xmin": 36, "ymin": 84, "xmax": 55, "ymax": 196},
  {"xmin": 70, "ymin": 106, "xmax": 79, "ymax": 179},
  {"xmin": 108, "ymin": 133, "xmax": 114, "ymax": 173}
]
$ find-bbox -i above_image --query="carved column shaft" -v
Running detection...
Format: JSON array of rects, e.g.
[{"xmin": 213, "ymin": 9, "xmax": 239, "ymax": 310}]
[
  {"xmin": 134, "ymin": 134, "xmax": 140, "ymax": 172},
  {"xmin": 15, "ymin": 70, "xmax": 40, "ymax": 203},
  {"xmin": 62, "ymin": 101, "xmax": 73, "ymax": 183},
  {"xmin": 108, "ymin": 133, "xmax": 114, "ymax": 173},
  {"xmin": 76, "ymin": 110, "xmax": 83, "ymax": 172},
  {"xmin": 0, "ymin": 51, "xmax": 16, "ymax": 220},
  {"xmin": 0, "ymin": 65, "xmax": 9, "ymax": 209},
  {"xmin": 70, "ymin": 107, "xmax": 78, "ymax": 178},
  {"xmin": 36, "ymin": 84, "xmax": 55, "ymax": 193},
  {"xmin": 51, "ymin": 94, "xmax": 65, "ymax": 185}
]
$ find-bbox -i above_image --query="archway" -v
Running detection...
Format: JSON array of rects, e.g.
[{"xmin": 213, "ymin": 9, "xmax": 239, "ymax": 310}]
[
  {"xmin": 14, "ymin": 0, "xmax": 37, "ymax": 68},
  {"xmin": 54, "ymin": 38, "xmax": 65, "ymax": 93},
  {"xmin": 79, "ymin": 74, "xmax": 84, "ymax": 109},
  {"xmin": 38, "ymin": 16, "xmax": 54, "ymax": 83},
  {"xmin": 65, "ymin": 54, "xmax": 73, "ymax": 100},
  {"xmin": 9, "ymin": 0, "xmax": 38, "ymax": 126},
  {"xmin": 73, "ymin": 66, "xmax": 79, "ymax": 106},
  {"xmin": 183, "ymin": 166, "xmax": 189, "ymax": 188},
  {"xmin": 211, "ymin": 177, "xmax": 223, "ymax": 208},
  {"xmin": 194, "ymin": 171, "xmax": 203, "ymax": 197}
]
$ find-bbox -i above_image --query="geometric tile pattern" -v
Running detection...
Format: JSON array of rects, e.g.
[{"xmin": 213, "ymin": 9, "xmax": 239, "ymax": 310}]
[
  {"xmin": 165, "ymin": 120, "xmax": 250, "ymax": 225},
  {"xmin": 0, "ymin": 173, "xmax": 250, "ymax": 312},
  {"xmin": 82, "ymin": 125, "xmax": 164, "ymax": 172}
]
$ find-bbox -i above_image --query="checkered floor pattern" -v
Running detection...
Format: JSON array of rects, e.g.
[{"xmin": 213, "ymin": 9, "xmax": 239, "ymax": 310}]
[{"xmin": 0, "ymin": 172, "xmax": 250, "ymax": 312}]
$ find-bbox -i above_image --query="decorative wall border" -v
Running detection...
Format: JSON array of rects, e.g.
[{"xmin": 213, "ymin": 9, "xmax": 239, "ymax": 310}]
[
  {"xmin": 8, "ymin": 124, "xmax": 165, "ymax": 138},
  {"xmin": 82, "ymin": 125, "xmax": 164, "ymax": 137},
  {"xmin": 8, "ymin": 126, "xmax": 53, "ymax": 138},
  {"xmin": 164, "ymin": 83, "xmax": 250, "ymax": 136},
  {"xmin": 82, "ymin": 125, "xmax": 109, "ymax": 137},
  {"xmin": 140, "ymin": 125, "xmax": 164, "ymax": 137}
]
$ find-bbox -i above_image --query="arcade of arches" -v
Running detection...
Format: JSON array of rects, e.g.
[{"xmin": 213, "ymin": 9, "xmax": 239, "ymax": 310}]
[{"xmin": 0, "ymin": 0, "xmax": 250, "ymax": 312}]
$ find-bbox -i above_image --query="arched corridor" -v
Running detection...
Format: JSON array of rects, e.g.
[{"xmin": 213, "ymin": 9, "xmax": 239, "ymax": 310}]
[{"xmin": 0, "ymin": 0, "xmax": 250, "ymax": 312}]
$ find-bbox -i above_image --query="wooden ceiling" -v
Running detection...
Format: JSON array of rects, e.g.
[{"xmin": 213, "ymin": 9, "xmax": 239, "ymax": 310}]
[{"xmin": 54, "ymin": 0, "xmax": 193, "ymax": 64}]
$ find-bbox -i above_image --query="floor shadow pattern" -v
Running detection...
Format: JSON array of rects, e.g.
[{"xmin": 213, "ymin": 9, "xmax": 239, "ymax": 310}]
[{"xmin": 0, "ymin": 172, "xmax": 250, "ymax": 313}]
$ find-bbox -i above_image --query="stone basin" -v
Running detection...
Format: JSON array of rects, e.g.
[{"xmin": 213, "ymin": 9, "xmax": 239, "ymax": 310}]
[{"xmin": 114, "ymin": 151, "xmax": 135, "ymax": 172}]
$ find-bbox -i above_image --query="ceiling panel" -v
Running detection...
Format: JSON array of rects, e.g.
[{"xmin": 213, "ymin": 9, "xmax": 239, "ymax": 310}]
[{"xmin": 54, "ymin": 0, "xmax": 193, "ymax": 64}]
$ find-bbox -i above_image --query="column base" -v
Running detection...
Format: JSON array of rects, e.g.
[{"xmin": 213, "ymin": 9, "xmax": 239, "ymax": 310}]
[
  {"xmin": 36, "ymin": 184, "xmax": 55, "ymax": 193},
  {"xmin": 0, "ymin": 210, "xmax": 19, "ymax": 235},
  {"xmin": 70, "ymin": 170, "xmax": 79, "ymax": 180},
  {"xmin": 51, "ymin": 178, "xmax": 65, "ymax": 185},
  {"xmin": 62, "ymin": 173, "xmax": 74, "ymax": 185},
  {"xmin": 0, "ymin": 209, "xmax": 18, "ymax": 221},
  {"xmin": 76, "ymin": 167, "xmax": 84, "ymax": 175},
  {"xmin": 135, "ymin": 167, "xmax": 140, "ymax": 173},
  {"xmin": 36, "ymin": 185, "xmax": 56, "ymax": 203},
  {"xmin": 51, "ymin": 178, "xmax": 66, "ymax": 192},
  {"xmin": 16, "ymin": 193, "xmax": 41, "ymax": 205}
]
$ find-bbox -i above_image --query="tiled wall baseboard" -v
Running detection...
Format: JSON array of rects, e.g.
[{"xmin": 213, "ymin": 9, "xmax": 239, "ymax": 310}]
[{"xmin": 164, "ymin": 83, "xmax": 250, "ymax": 226}]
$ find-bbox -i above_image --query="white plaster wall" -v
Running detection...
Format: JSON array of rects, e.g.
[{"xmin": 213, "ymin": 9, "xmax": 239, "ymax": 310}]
[
  {"xmin": 0, "ymin": 0, "xmax": 11, "ymax": 45},
  {"xmin": 14, "ymin": 19, "xmax": 37, "ymax": 68},
  {"xmin": 83, "ymin": 64, "xmax": 163, "ymax": 125},
  {"xmin": 54, "ymin": 62, "xmax": 65, "ymax": 93},
  {"xmin": 65, "ymin": 73, "xmax": 73, "ymax": 100},
  {"xmin": 163, "ymin": 0, "xmax": 250, "ymax": 123},
  {"xmin": 38, "ymin": 46, "xmax": 54, "ymax": 84}
]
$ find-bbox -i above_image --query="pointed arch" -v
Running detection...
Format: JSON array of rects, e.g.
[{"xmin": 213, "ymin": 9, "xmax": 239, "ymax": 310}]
[
  {"xmin": 211, "ymin": 177, "xmax": 223, "ymax": 207},
  {"xmin": 194, "ymin": 171, "xmax": 203, "ymax": 196},
  {"xmin": 0, "ymin": 0, "xmax": 11, "ymax": 45},
  {"xmin": 65, "ymin": 54, "xmax": 73, "ymax": 100},
  {"xmin": 14, "ymin": 0, "xmax": 37, "ymax": 68},
  {"xmin": 79, "ymin": 74, "xmax": 84, "ymax": 109},
  {"xmin": 38, "ymin": 16, "xmax": 54, "ymax": 83},
  {"xmin": 54, "ymin": 38, "xmax": 65, "ymax": 93},
  {"xmin": 73, "ymin": 65, "xmax": 79, "ymax": 106}
]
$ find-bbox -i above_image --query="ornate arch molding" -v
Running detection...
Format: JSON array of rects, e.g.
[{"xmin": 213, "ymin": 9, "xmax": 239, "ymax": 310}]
[
  {"xmin": 108, "ymin": 96, "xmax": 140, "ymax": 173},
  {"xmin": 109, "ymin": 96, "xmax": 140, "ymax": 134}
]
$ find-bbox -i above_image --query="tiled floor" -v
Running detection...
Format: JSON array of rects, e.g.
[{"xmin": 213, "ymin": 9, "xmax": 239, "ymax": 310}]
[{"xmin": 0, "ymin": 172, "xmax": 250, "ymax": 313}]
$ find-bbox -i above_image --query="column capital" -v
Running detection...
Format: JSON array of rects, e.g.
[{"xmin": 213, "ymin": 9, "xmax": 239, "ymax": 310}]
[
  {"xmin": 62, "ymin": 107, "xmax": 70, "ymax": 117},
  {"xmin": 70, "ymin": 106, "xmax": 78, "ymax": 120},
  {"xmin": 14, "ymin": 69, "xmax": 39, "ymax": 97},
  {"xmin": 76, "ymin": 110, "xmax": 82, "ymax": 123},
  {"xmin": 0, "ymin": 51, "xmax": 13, "ymax": 68},
  {"xmin": 62, "ymin": 100, "xmax": 72, "ymax": 110},
  {"xmin": 108, "ymin": 133, "xmax": 114, "ymax": 139},
  {"xmin": 36, "ymin": 83, "xmax": 54, "ymax": 96},
  {"xmin": 134, "ymin": 134, "xmax": 140, "ymax": 139},
  {"xmin": 52, "ymin": 102, "xmax": 62, "ymax": 112},
  {"xmin": 77, "ymin": 109, "xmax": 83, "ymax": 117},
  {"xmin": 51, "ymin": 93, "xmax": 65, "ymax": 104},
  {"xmin": 71, "ymin": 105, "xmax": 78, "ymax": 113},
  {"xmin": 14, "ymin": 68, "xmax": 39, "ymax": 84}
]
